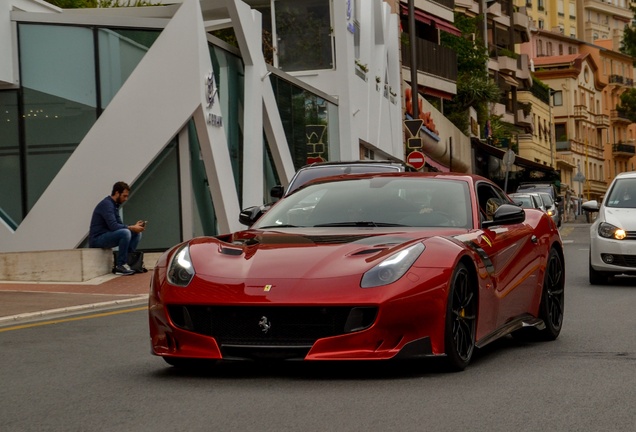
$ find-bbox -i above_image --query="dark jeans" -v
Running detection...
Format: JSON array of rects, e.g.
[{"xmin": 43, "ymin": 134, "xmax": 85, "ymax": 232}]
[{"xmin": 90, "ymin": 229, "xmax": 141, "ymax": 266}]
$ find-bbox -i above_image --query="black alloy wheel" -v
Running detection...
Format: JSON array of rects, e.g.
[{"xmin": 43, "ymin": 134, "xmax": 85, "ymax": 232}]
[
  {"xmin": 538, "ymin": 248, "xmax": 565, "ymax": 340},
  {"xmin": 443, "ymin": 262, "xmax": 477, "ymax": 371}
]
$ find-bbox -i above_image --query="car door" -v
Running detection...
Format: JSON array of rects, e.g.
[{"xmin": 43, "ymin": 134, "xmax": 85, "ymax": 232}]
[{"xmin": 476, "ymin": 182, "xmax": 542, "ymax": 327}]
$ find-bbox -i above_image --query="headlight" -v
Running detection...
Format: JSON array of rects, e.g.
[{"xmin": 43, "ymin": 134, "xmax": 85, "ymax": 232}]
[
  {"xmin": 361, "ymin": 243, "xmax": 425, "ymax": 288},
  {"xmin": 167, "ymin": 244, "xmax": 195, "ymax": 287},
  {"xmin": 598, "ymin": 222, "xmax": 626, "ymax": 240},
  {"xmin": 547, "ymin": 210, "xmax": 554, "ymax": 216}
]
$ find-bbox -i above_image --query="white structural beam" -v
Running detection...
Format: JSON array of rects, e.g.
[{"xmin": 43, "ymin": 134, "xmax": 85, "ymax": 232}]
[{"xmin": 0, "ymin": 0, "xmax": 241, "ymax": 251}]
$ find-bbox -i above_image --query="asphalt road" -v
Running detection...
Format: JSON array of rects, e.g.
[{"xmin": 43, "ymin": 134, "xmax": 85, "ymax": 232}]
[{"xmin": 1, "ymin": 224, "xmax": 634, "ymax": 432}]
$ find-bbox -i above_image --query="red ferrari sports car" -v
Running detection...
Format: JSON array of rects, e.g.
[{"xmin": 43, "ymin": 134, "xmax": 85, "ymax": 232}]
[{"xmin": 149, "ymin": 173, "xmax": 565, "ymax": 371}]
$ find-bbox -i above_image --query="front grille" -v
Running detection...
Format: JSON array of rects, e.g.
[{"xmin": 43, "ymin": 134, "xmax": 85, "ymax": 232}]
[
  {"xmin": 167, "ymin": 305, "xmax": 377, "ymax": 346},
  {"xmin": 625, "ymin": 231, "xmax": 636, "ymax": 240}
]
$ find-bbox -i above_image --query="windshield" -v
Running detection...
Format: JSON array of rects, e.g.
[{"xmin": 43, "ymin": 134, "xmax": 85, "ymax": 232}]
[
  {"xmin": 287, "ymin": 165, "xmax": 402, "ymax": 194},
  {"xmin": 254, "ymin": 177, "xmax": 473, "ymax": 229},
  {"xmin": 511, "ymin": 195, "xmax": 534, "ymax": 208},
  {"xmin": 605, "ymin": 178, "xmax": 636, "ymax": 208}
]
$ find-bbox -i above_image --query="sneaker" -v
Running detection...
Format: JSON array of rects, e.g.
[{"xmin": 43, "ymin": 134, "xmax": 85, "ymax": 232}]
[{"xmin": 114, "ymin": 264, "xmax": 135, "ymax": 276}]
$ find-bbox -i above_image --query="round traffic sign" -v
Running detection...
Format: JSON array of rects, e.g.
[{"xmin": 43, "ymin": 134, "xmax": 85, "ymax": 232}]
[{"xmin": 407, "ymin": 150, "xmax": 426, "ymax": 170}]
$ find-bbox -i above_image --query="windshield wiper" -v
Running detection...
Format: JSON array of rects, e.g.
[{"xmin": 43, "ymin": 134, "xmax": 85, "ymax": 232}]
[
  {"xmin": 258, "ymin": 224, "xmax": 300, "ymax": 228},
  {"xmin": 313, "ymin": 221, "xmax": 406, "ymax": 227}
]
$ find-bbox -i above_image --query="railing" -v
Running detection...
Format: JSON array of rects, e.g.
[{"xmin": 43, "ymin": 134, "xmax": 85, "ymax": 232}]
[
  {"xmin": 595, "ymin": 114, "xmax": 610, "ymax": 128},
  {"xmin": 609, "ymin": 74, "xmax": 624, "ymax": 85},
  {"xmin": 573, "ymin": 105, "xmax": 589, "ymax": 120},
  {"xmin": 612, "ymin": 142, "xmax": 636, "ymax": 155},
  {"xmin": 401, "ymin": 40, "xmax": 458, "ymax": 82},
  {"xmin": 611, "ymin": 109, "xmax": 631, "ymax": 123}
]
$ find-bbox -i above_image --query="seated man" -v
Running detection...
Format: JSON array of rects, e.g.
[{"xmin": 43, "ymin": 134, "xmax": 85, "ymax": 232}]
[{"xmin": 89, "ymin": 181, "xmax": 145, "ymax": 275}]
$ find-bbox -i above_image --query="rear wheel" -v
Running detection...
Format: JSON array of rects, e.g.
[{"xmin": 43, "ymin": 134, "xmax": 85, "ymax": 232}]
[
  {"xmin": 537, "ymin": 248, "xmax": 564, "ymax": 340},
  {"xmin": 514, "ymin": 248, "xmax": 564, "ymax": 342},
  {"xmin": 443, "ymin": 262, "xmax": 477, "ymax": 371}
]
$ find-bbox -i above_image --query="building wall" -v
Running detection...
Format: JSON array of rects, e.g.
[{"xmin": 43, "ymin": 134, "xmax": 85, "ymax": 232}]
[{"xmin": 0, "ymin": 0, "xmax": 405, "ymax": 253}]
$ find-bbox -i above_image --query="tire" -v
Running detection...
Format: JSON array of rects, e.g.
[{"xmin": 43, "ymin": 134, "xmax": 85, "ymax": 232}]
[
  {"xmin": 442, "ymin": 262, "xmax": 477, "ymax": 371},
  {"xmin": 513, "ymin": 248, "xmax": 564, "ymax": 342},
  {"xmin": 589, "ymin": 253, "xmax": 610, "ymax": 285},
  {"xmin": 536, "ymin": 248, "xmax": 565, "ymax": 340}
]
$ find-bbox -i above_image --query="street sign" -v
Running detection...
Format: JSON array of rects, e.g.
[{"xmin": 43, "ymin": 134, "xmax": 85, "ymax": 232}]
[
  {"xmin": 407, "ymin": 137, "xmax": 422, "ymax": 149},
  {"xmin": 573, "ymin": 171, "xmax": 585, "ymax": 183},
  {"xmin": 404, "ymin": 119, "xmax": 423, "ymax": 137},
  {"xmin": 407, "ymin": 150, "xmax": 426, "ymax": 170},
  {"xmin": 503, "ymin": 149, "xmax": 515, "ymax": 168}
]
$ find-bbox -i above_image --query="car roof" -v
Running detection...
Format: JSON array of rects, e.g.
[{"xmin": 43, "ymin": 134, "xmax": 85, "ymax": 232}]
[{"xmin": 615, "ymin": 171, "xmax": 636, "ymax": 180}]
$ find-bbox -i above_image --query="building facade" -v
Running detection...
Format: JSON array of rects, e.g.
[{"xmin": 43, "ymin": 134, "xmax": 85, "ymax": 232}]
[{"xmin": 0, "ymin": 0, "xmax": 406, "ymax": 253}]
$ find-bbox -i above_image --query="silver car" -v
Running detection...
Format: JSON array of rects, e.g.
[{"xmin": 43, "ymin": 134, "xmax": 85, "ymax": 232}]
[
  {"xmin": 538, "ymin": 192, "xmax": 560, "ymax": 227},
  {"xmin": 582, "ymin": 171, "xmax": 636, "ymax": 284}
]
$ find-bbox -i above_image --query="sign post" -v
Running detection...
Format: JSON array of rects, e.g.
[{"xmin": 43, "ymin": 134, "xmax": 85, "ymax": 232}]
[
  {"xmin": 502, "ymin": 149, "xmax": 515, "ymax": 193},
  {"xmin": 574, "ymin": 167, "xmax": 585, "ymax": 220}
]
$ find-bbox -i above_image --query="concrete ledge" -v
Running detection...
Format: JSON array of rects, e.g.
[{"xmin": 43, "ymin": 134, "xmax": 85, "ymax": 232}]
[{"xmin": 0, "ymin": 249, "xmax": 113, "ymax": 282}]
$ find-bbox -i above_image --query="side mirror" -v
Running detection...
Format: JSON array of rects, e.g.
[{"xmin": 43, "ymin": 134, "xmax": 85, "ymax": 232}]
[
  {"xmin": 270, "ymin": 185, "xmax": 284, "ymax": 199},
  {"xmin": 581, "ymin": 200, "xmax": 600, "ymax": 213},
  {"xmin": 239, "ymin": 204, "xmax": 271, "ymax": 226},
  {"xmin": 482, "ymin": 204, "xmax": 526, "ymax": 229}
]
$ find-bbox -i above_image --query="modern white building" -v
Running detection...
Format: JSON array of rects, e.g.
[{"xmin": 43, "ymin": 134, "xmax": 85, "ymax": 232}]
[{"xmin": 0, "ymin": 0, "xmax": 405, "ymax": 252}]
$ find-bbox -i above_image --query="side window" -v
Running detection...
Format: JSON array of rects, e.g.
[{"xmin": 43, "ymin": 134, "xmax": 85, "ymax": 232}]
[{"xmin": 477, "ymin": 183, "xmax": 509, "ymax": 222}]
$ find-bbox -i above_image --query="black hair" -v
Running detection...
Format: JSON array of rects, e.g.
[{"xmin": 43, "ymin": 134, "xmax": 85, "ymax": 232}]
[{"xmin": 111, "ymin": 181, "xmax": 130, "ymax": 196}]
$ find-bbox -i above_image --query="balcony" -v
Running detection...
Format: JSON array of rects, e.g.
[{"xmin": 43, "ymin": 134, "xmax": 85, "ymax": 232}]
[
  {"xmin": 513, "ymin": 11, "xmax": 531, "ymax": 43},
  {"xmin": 401, "ymin": 40, "xmax": 458, "ymax": 83},
  {"xmin": 498, "ymin": 54, "xmax": 518, "ymax": 74},
  {"xmin": 594, "ymin": 114, "xmax": 610, "ymax": 128},
  {"xmin": 610, "ymin": 109, "xmax": 631, "ymax": 124},
  {"xmin": 556, "ymin": 152, "xmax": 576, "ymax": 168},
  {"xmin": 612, "ymin": 142, "xmax": 636, "ymax": 157},
  {"xmin": 517, "ymin": 103, "xmax": 533, "ymax": 130},
  {"xmin": 609, "ymin": 74, "xmax": 625, "ymax": 86},
  {"xmin": 573, "ymin": 105, "xmax": 589, "ymax": 120}
]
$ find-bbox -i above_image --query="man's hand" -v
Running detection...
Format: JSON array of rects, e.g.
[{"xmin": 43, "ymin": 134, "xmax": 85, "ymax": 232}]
[{"xmin": 129, "ymin": 220, "xmax": 146, "ymax": 233}]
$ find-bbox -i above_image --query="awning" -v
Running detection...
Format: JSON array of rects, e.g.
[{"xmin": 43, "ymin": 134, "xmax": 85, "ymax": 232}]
[
  {"xmin": 399, "ymin": 4, "xmax": 462, "ymax": 37},
  {"xmin": 425, "ymin": 157, "xmax": 450, "ymax": 172}
]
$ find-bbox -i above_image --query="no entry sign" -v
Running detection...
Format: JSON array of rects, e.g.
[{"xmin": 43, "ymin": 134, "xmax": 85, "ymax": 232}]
[{"xmin": 407, "ymin": 150, "xmax": 426, "ymax": 170}]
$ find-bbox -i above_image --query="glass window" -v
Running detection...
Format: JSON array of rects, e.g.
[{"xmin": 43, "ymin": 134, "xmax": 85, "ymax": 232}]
[
  {"xmin": 124, "ymin": 140, "xmax": 182, "ymax": 250},
  {"xmin": 553, "ymin": 90, "xmax": 563, "ymax": 106},
  {"xmin": 271, "ymin": 74, "xmax": 335, "ymax": 170},
  {"xmin": 0, "ymin": 91, "xmax": 22, "ymax": 227},
  {"xmin": 19, "ymin": 24, "xmax": 97, "ymax": 211},
  {"xmin": 275, "ymin": 0, "xmax": 333, "ymax": 71},
  {"xmin": 99, "ymin": 28, "xmax": 160, "ymax": 108}
]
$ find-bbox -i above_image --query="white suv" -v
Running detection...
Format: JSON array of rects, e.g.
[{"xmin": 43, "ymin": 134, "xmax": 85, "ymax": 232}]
[{"xmin": 582, "ymin": 171, "xmax": 636, "ymax": 284}]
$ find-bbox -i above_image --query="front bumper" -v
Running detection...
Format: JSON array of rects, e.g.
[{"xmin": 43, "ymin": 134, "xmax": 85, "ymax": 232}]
[{"xmin": 589, "ymin": 234, "xmax": 636, "ymax": 274}]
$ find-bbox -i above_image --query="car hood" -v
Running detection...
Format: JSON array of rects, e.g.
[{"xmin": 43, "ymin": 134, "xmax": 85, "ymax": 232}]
[
  {"xmin": 188, "ymin": 228, "xmax": 466, "ymax": 280},
  {"xmin": 602, "ymin": 207, "xmax": 636, "ymax": 230}
]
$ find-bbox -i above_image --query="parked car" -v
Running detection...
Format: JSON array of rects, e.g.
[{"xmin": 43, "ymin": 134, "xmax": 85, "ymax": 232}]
[
  {"xmin": 509, "ymin": 192, "xmax": 547, "ymax": 212},
  {"xmin": 149, "ymin": 172, "xmax": 564, "ymax": 372},
  {"xmin": 241, "ymin": 160, "xmax": 407, "ymax": 223},
  {"xmin": 537, "ymin": 192, "xmax": 560, "ymax": 227},
  {"xmin": 270, "ymin": 160, "xmax": 406, "ymax": 199},
  {"xmin": 582, "ymin": 171, "xmax": 636, "ymax": 284},
  {"xmin": 516, "ymin": 183, "xmax": 562, "ymax": 227}
]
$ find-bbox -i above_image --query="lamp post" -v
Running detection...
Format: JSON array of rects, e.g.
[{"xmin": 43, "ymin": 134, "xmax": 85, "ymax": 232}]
[{"xmin": 574, "ymin": 162, "xmax": 585, "ymax": 220}]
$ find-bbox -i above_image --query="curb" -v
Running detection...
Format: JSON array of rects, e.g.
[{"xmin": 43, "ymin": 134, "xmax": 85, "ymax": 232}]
[{"xmin": 0, "ymin": 294, "xmax": 149, "ymax": 326}]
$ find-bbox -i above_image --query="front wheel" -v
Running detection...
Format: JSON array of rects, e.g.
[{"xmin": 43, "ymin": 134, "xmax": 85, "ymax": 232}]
[
  {"xmin": 442, "ymin": 262, "xmax": 477, "ymax": 371},
  {"xmin": 589, "ymin": 253, "xmax": 610, "ymax": 285}
]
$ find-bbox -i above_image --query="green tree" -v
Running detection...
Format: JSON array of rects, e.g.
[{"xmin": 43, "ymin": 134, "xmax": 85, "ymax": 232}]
[
  {"xmin": 620, "ymin": 5, "xmax": 636, "ymax": 64},
  {"xmin": 440, "ymin": 14, "xmax": 501, "ymax": 134},
  {"xmin": 618, "ymin": 88, "xmax": 636, "ymax": 122}
]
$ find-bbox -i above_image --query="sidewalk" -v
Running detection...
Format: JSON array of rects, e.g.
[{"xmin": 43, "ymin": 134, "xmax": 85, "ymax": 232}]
[{"xmin": 0, "ymin": 271, "xmax": 151, "ymax": 326}]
